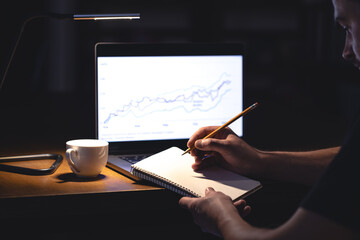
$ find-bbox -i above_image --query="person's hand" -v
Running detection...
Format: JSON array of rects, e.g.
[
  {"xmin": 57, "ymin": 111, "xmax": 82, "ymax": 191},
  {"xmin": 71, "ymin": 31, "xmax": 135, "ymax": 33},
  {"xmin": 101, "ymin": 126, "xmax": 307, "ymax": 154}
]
[
  {"xmin": 187, "ymin": 126, "xmax": 263, "ymax": 177},
  {"xmin": 179, "ymin": 187, "xmax": 251, "ymax": 237}
]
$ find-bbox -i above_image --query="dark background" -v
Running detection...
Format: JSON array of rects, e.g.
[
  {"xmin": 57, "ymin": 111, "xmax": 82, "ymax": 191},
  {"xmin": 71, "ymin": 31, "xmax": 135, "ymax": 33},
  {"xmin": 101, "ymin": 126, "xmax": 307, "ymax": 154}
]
[
  {"xmin": 1, "ymin": 0, "xmax": 360, "ymax": 151},
  {"xmin": 2, "ymin": 0, "xmax": 360, "ymax": 236}
]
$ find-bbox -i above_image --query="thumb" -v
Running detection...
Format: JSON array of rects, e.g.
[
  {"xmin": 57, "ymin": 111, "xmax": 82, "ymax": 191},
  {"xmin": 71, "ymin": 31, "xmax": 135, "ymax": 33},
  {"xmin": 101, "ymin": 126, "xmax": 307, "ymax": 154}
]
[
  {"xmin": 205, "ymin": 187, "xmax": 215, "ymax": 195},
  {"xmin": 195, "ymin": 138, "xmax": 226, "ymax": 152}
]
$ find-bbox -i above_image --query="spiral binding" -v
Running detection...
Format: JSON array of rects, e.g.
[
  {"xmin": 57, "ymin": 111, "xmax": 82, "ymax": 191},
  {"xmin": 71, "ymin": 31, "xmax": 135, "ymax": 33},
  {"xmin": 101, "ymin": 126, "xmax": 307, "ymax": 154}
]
[{"xmin": 131, "ymin": 165, "xmax": 200, "ymax": 197}]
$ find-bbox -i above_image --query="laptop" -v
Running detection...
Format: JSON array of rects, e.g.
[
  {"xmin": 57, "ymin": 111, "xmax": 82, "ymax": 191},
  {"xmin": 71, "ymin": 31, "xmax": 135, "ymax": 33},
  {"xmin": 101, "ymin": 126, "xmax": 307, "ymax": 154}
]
[{"xmin": 95, "ymin": 42, "xmax": 244, "ymax": 180}]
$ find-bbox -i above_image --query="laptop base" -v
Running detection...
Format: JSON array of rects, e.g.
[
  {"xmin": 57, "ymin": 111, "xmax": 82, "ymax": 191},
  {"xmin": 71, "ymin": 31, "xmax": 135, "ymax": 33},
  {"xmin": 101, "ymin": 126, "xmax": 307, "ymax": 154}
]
[{"xmin": 107, "ymin": 154, "xmax": 149, "ymax": 181}]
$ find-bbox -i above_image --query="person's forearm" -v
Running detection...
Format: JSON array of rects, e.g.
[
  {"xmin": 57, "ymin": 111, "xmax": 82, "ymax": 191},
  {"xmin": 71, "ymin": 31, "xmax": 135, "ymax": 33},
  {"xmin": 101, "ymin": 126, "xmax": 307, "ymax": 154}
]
[
  {"xmin": 219, "ymin": 207, "xmax": 357, "ymax": 240},
  {"xmin": 257, "ymin": 147, "xmax": 340, "ymax": 185},
  {"xmin": 219, "ymin": 211, "xmax": 271, "ymax": 240}
]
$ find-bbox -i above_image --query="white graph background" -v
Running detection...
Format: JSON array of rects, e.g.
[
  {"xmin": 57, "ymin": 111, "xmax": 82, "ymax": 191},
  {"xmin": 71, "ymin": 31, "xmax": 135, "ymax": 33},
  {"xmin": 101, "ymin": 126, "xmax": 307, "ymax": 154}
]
[{"xmin": 97, "ymin": 56, "xmax": 243, "ymax": 142}]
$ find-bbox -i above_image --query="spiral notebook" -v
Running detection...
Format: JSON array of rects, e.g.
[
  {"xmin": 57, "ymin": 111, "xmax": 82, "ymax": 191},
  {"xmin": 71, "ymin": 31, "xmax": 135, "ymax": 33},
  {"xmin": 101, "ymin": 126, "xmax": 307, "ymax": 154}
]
[{"xmin": 130, "ymin": 147, "xmax": 262, "ymax": 200}]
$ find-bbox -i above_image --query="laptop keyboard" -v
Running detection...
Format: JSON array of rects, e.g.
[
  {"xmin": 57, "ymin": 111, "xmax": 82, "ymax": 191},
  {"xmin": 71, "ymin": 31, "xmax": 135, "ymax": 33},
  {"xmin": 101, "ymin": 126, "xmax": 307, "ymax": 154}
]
[{"xmin": 117, "ymin": 154, "xmax": 149, "ymax": 164}]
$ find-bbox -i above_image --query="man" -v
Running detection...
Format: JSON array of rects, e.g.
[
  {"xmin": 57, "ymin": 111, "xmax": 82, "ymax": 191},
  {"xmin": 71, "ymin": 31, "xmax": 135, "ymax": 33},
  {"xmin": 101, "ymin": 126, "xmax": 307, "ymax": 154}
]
[{"xmin": 179, "ymin": 0, "xmax": 360, "ymax": 239}]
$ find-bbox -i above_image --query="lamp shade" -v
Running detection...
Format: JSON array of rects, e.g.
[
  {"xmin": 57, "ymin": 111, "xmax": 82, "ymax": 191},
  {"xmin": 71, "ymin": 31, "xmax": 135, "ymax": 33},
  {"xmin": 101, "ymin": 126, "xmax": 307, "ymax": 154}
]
[{"xmin": 0, "ymin": 12, "xmax": 140, "ymax": 90}]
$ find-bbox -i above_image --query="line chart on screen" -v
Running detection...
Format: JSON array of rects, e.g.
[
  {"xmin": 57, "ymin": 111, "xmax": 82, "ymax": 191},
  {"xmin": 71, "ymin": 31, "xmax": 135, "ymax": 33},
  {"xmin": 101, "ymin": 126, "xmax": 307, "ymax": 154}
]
[{"xmin": 97, "ymin": 55, "xmax": 243, "ymax": 141}]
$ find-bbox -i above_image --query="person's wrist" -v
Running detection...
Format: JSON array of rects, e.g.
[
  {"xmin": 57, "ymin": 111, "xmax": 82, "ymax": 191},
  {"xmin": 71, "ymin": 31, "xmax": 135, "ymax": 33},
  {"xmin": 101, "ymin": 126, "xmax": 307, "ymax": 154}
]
[
  {"xmin": 219, "ymin": 210, "xmax": 271, "ymax": 240},
  {"xmin": 217, "ymin": 207, "xmax": 242, "ymax": 237},
  {"xmin": 249, "ymin": 149, "xmax": 271, "ymax": 179}
]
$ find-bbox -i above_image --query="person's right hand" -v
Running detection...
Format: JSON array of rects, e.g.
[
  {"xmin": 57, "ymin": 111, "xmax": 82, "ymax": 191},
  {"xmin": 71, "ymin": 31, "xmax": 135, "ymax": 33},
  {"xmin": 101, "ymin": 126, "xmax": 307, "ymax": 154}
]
[{"xmin": 187, "ymin": 126, "xmax": 263, "ymax": 178}]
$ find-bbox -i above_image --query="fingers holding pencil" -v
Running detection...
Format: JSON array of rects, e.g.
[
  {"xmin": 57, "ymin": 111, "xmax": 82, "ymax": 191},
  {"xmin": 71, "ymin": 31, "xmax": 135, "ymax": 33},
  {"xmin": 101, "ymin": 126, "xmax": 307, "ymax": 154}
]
[
  {"xmin": 182, "ymin": 102, "xmax": 258, "ymax": 156},
  {"xmin": 188, "ymin": 127, "xmax": 249, "ymax": 171},
  {"xmin": 190, "ymin": 138, "xmax": 226, "ymax": 170},
  {"xmin": 187, "ymin": 125, "xmax": 260, "ymax": 175},
  {"xmin": 187, "ymin": 126, "xmax": 222, "ymax": 153}
]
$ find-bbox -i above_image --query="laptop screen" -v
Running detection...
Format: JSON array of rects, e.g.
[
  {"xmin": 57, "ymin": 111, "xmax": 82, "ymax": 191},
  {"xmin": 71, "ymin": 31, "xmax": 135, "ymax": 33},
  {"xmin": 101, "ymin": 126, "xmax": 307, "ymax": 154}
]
[{"xmin": 96, "ymin": 43, "xmax": 244, "ymax": 151}]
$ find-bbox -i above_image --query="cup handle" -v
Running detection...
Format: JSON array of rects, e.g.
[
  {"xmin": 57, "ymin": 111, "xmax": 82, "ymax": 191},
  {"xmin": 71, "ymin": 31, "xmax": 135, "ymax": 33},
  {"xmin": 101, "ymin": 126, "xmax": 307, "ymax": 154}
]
[{"xmin": 65, "ymin": 148, "xmax": 80, "ymax": 173}]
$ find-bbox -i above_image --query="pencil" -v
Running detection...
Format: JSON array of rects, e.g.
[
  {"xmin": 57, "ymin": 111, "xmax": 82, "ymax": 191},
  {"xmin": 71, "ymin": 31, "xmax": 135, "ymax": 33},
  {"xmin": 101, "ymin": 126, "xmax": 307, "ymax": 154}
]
[{"xmin": 182, "ymin": 102, "xmax": 259, "ymax": 155}]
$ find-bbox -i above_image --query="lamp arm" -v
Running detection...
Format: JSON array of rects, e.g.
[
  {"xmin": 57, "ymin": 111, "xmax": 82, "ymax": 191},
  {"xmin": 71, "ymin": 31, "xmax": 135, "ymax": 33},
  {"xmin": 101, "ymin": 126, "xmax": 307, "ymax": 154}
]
[{"xmin": 0, "ymin": 15, "xmax": 69, "ymax": 91}]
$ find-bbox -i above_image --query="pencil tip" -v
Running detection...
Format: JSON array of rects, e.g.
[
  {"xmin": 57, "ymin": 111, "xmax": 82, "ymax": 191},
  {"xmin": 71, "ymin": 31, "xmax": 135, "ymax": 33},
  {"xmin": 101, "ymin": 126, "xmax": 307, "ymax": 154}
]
[{"xmin": 182, "ymin": 149, "xmax": 190, "ymax": 156}]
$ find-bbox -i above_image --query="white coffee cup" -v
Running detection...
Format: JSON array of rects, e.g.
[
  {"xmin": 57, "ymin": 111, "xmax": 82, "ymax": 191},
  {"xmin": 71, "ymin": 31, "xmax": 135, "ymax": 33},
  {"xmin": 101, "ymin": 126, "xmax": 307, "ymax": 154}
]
[{"xmin": 65, "ymin": 139, "xmax": 109, "ymax": 178}]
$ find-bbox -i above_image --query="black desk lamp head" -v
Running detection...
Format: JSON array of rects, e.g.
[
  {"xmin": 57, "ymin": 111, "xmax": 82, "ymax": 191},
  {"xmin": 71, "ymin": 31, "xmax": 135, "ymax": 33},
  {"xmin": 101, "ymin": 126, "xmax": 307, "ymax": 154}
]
[{"xmin": 0, "ymin": 13, "xmax": 140, "ymax": 91}]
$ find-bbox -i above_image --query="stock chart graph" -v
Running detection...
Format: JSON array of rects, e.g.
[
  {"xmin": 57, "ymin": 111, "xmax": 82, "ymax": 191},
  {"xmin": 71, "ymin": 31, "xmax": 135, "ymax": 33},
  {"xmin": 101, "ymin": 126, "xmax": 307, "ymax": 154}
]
[
  {"xmin": 97, "ymin": 55, "xmax": 243, "ymax": 142},
  {"xmin": 103, "ymin": 73, "xmax": 232, "ymax": 123}
]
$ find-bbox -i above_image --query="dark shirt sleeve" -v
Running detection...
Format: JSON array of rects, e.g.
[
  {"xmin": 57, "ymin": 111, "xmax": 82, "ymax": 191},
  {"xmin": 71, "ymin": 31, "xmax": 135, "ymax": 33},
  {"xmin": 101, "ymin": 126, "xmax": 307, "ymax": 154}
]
[{"xmin": 301, "ymin": 115, "xmax": 360, "ymax": 232}]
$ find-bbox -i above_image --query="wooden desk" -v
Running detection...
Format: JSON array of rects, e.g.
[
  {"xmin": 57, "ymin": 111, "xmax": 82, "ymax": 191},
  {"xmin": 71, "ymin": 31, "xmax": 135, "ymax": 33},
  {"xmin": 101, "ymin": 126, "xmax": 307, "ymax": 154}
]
[
  {"xmin": 0, "ymin": 149, "xmax": 161, "ymax": 199},
  {"xmin": 0, "ymin": 148, "xmax": 214, "ymax": 240}
]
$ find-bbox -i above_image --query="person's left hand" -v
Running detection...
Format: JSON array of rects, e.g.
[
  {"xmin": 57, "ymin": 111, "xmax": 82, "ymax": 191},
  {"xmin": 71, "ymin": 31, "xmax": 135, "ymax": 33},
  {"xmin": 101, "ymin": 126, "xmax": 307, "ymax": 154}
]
[{"xmin": 179, "ymin": 187, "xmax": 251, "ymax": 237}]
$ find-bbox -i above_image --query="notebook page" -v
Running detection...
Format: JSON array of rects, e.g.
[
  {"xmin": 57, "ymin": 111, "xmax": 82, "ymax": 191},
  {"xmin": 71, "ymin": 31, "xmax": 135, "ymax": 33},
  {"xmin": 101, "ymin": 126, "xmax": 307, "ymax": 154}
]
[{"xmin": 132, "ymin": 147, "xmax": 261, "ymax": 200}]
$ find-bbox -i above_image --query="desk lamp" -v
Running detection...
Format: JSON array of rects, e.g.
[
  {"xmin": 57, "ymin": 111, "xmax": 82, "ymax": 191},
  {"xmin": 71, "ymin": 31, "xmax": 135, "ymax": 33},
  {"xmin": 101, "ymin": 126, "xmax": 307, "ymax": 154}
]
[
  {"xmin": 0, "ymin": 13, "xmax": 140, "ymax": 90},
  {"xmin": 0, "ymin": 13, "xmax": 140, "ymax": 175}
]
